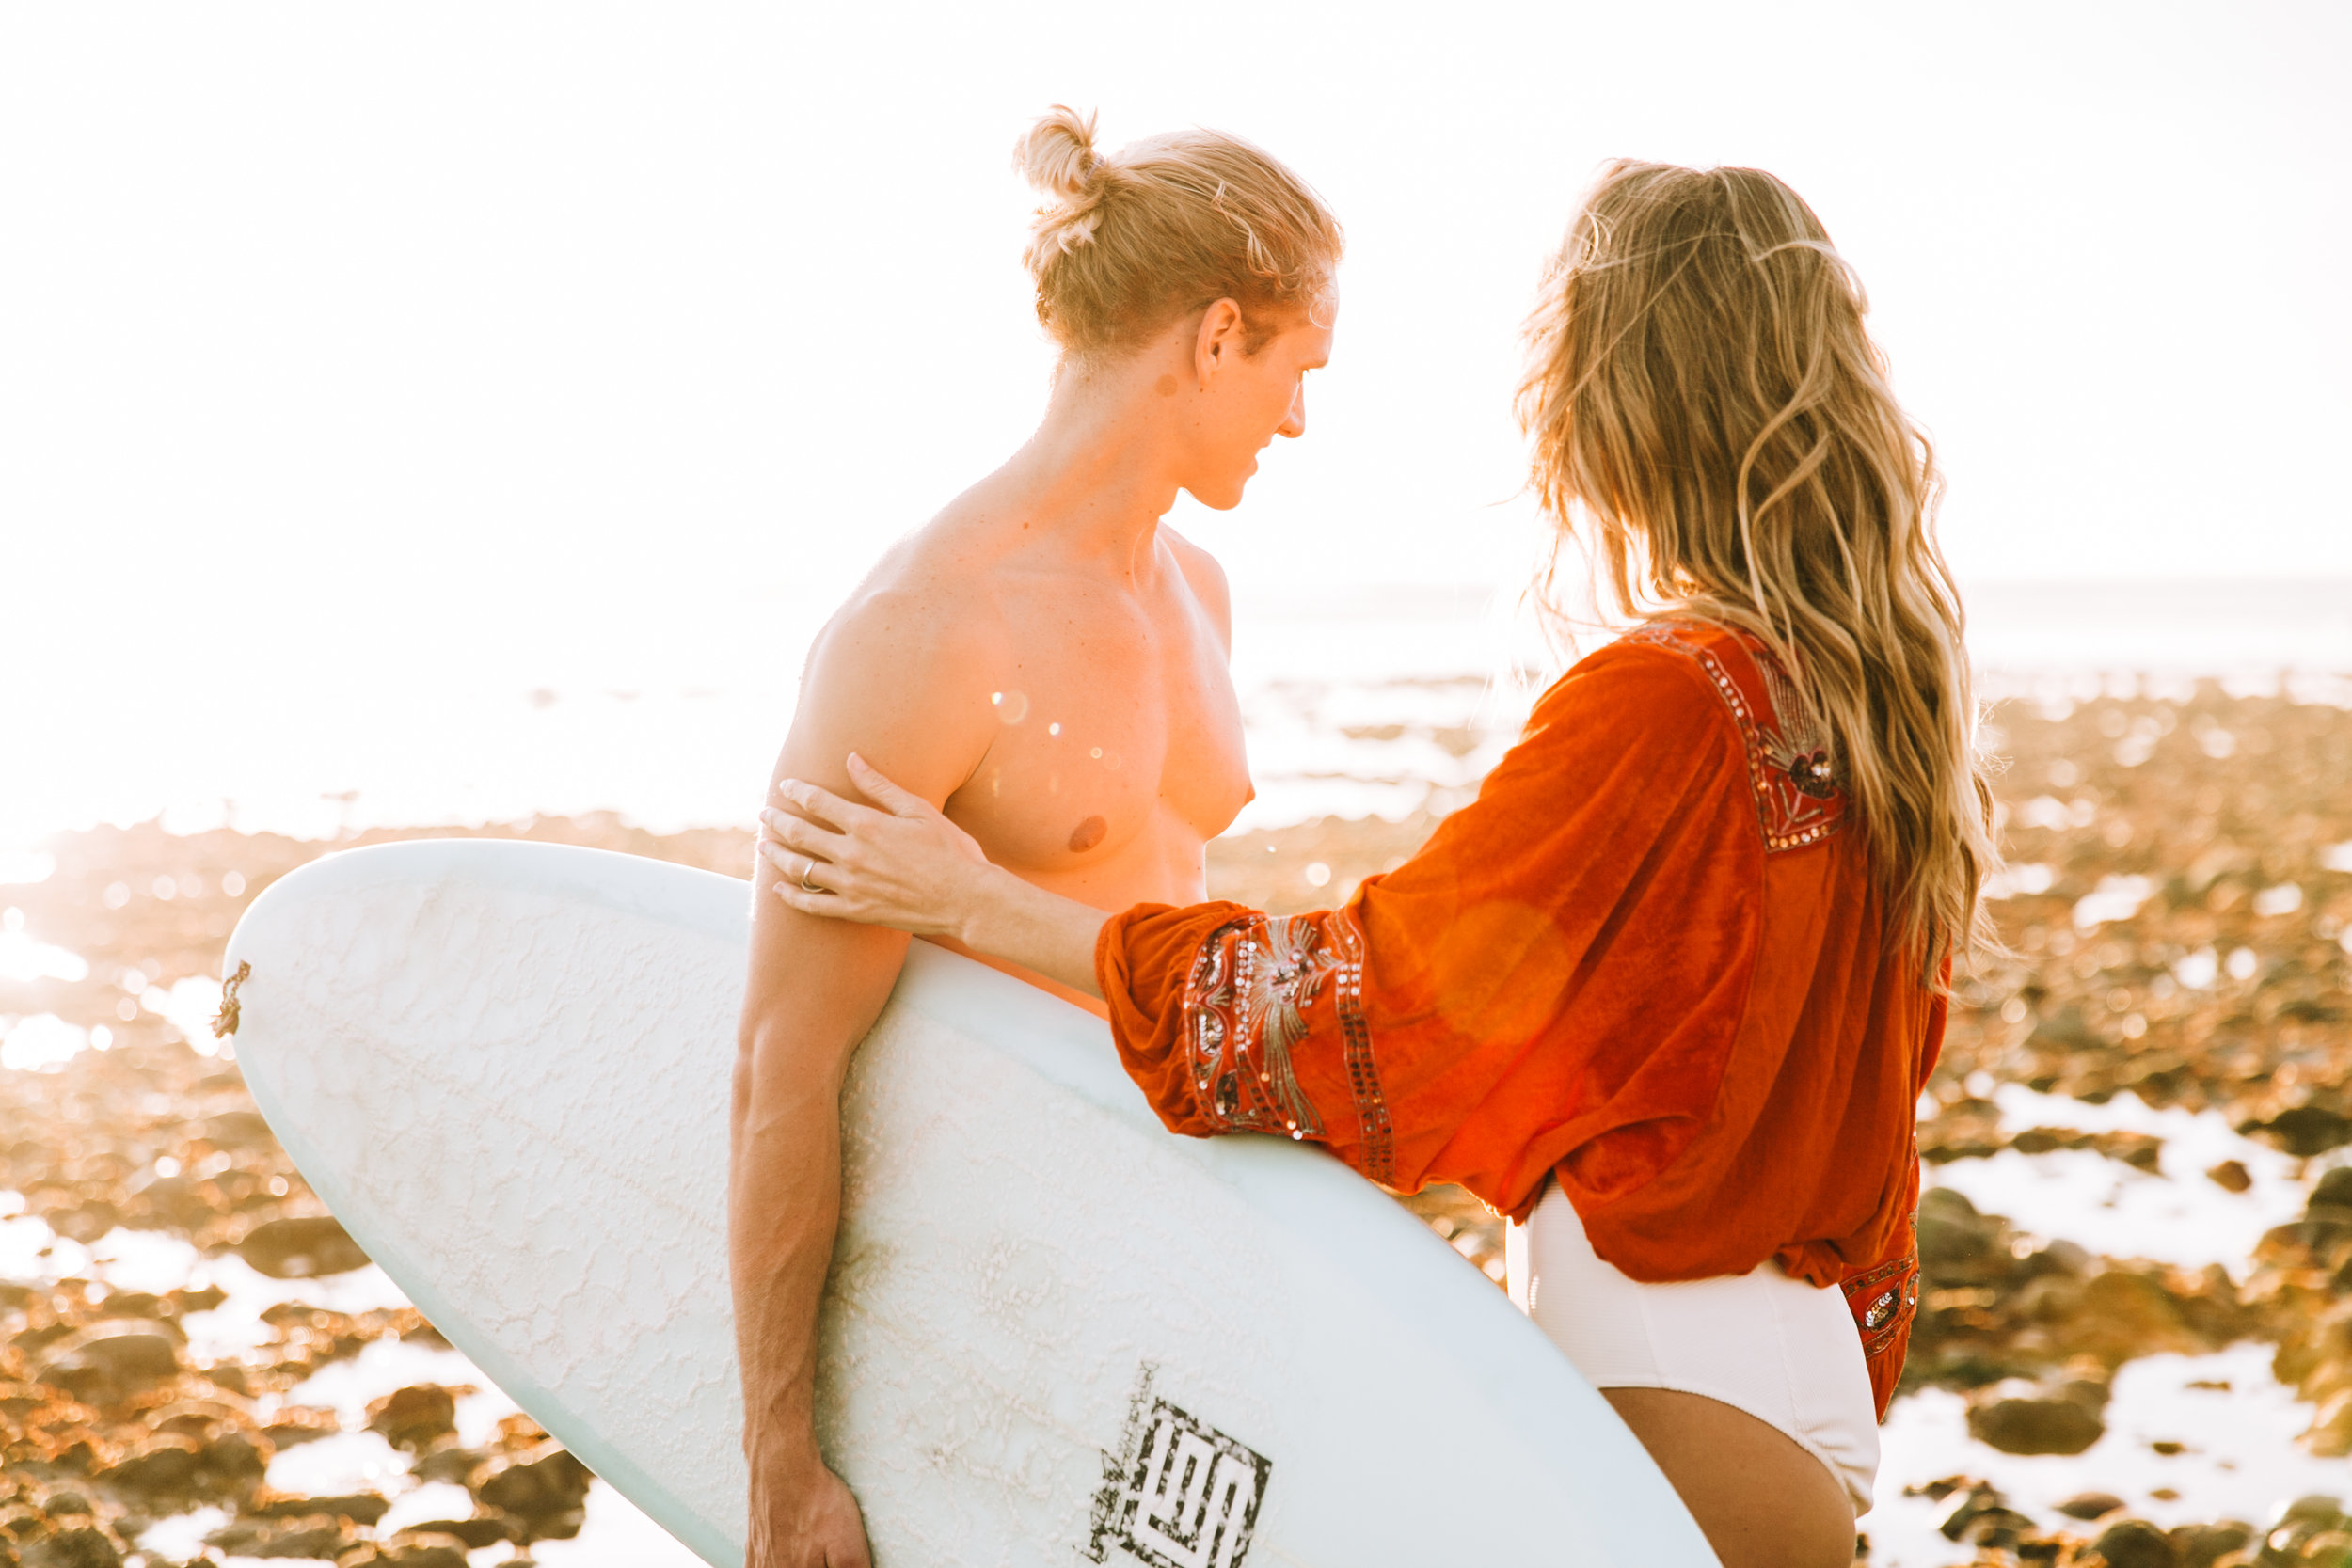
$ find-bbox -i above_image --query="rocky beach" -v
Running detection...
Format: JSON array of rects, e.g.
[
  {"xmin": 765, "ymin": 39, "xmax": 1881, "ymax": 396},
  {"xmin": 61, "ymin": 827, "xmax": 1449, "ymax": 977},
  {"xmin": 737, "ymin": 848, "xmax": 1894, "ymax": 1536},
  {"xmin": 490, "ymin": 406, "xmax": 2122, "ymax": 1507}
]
[{"xmin": 3, "ymin": 681, "xmax": 2350, "ymax": 1567}]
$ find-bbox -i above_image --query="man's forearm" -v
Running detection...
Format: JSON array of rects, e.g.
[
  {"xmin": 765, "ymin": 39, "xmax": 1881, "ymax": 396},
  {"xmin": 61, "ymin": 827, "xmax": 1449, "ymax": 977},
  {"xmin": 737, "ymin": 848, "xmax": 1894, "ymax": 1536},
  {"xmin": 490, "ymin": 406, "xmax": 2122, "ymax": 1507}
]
[{"xmin": 728, "ymin": 1025, "xmax": 853, "ymax": 1468}]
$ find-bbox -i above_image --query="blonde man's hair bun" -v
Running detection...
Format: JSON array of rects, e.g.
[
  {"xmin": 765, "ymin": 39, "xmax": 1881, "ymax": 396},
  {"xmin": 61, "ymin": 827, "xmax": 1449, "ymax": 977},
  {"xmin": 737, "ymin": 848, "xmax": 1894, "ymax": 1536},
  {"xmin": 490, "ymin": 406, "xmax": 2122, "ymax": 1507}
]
[
  {"xmin": 1017, "ymin": 105, "xmax": 1100, "ymax": 202},
  {"xmin": 1011, "ymin": 105, "xmax": 1342, "ymax": 359}
]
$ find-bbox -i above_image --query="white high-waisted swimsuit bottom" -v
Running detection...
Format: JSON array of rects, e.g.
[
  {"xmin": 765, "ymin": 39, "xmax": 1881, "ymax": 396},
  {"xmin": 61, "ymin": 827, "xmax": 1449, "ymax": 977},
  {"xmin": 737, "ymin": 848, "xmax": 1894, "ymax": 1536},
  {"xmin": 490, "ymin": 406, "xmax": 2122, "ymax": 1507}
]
[{"xmin": 1505, "ymin": 1179, "xmax": 1881, "ymax": 1515}]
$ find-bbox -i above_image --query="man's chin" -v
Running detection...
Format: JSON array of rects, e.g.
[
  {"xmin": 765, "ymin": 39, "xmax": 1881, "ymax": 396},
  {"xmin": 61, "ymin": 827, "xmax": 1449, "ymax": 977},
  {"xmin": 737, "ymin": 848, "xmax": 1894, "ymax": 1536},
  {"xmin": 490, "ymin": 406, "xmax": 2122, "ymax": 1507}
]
[{"xmin": 1181, "ymin": 482, "xmax": 1249, "ymax": 513}]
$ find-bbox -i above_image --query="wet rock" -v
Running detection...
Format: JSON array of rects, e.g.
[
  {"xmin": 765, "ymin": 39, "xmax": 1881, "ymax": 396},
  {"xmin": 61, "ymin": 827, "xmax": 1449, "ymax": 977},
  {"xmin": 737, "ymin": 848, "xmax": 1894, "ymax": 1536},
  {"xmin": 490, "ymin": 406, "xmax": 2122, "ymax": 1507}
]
[
  {"xmin": 410, "ymin": 1446, "xmax": 486, "ymax": 1485},
  {"xmin": 1936, "ymin": 1480, "xmax": 2031, "ymax": 1548},
  {"xmin": 23, "ymin": 1528, "xmax": 120, "ymax": 1568},
  {"xmin": 2058, "ymin": 1492, "xmax": 2127, "ymax": 1520},
  {"xmin": 1917, "ymin": 1188, "xmax": 2004, "ymax": 1278},
  {"xmin": 235, "ymin": 1215, "xmax": 369, "ymax": 1278},
  {"xmin": 2086, "ymin": 1518, "xmax": 2177, "ymax": 1568},
  {"xmin": 406, "ymin": 1515, "xmax": 514, "ymax": 1546},
  {"xmin": 399, "ymin": 1317, "xmax": 453, "ymax": 1349},
  {"xmin": 90, "ymin": 1438, "xmax": 201, "ymax": 1498},
  {"xmin": 168, "ymin": 1283, "xmax": 226, "ymax": 1314},
  {"xmin": 476, "ymin": 1446, "xmax": 593, "ymax": 1539},
  {"xmin": 2016, "ymin": 1237, "xmax": 2092, "ymax": 1280},
  {"xmin": 2243, "ymin": 1104, "xmax": 2352, "ymax": 1159},
  {"xmin": 203, "ymin": 1518, "xmax": 346, "ymax": 1559},
  {"xmin": 2027, "ymin": 1004, "xmax": 2103, "ymax": 1053},
  {"xmin": 205, "ymin": 1110, "xmax": 274, "ymax": 1146},
  {"xmin": 2282, "ymin": 1495, "xmax": 2346, "ymax": 1528},
  {"xmin": 130, "ymin": 1176, "xmax": 215, "ymax": 1231},
  {"xmin": 2205, "ymin": 1159, "xmax": 2253, "ymax": 1194},
  {"xmin": 45, "ymin": 1202, "xmax": 118, "ymax": 1247},
  {"xmin": 245, "ymin": 1489, "xmax": 389, "ymax": 1525},
  {"xmin": 2167, "ymin": 1521, "xmax": 2252, "ymax": 1568},
  {"xmin": 34, "ymin": 1323, "xmax": 182, "ymax": 1404},
  {"xmin": 1965, "ymin": 1378, "xmax": 2106, "ymax": 1455},
  {"xmin": 197, "ymin": 1431, "xmax": 268, "ymax": 1491},
  {"xmin": 260, "ymin": 1404, "xmax": 340, "ymax": 1449},
  {"xmin": 372, "ymin": 1540, "xmax": 470, "ymax": 1568},
  {"xmin": 200, "ymin": 1362, "xmax": 251, "ymax": 1396},
  {"xmin": 2316, "ymin": 1168, "xmax": 2352, "ymax": 1213},
  {"xmin": 366, "ymin": 1385, "xmax": 458, "ymax": 1450}
]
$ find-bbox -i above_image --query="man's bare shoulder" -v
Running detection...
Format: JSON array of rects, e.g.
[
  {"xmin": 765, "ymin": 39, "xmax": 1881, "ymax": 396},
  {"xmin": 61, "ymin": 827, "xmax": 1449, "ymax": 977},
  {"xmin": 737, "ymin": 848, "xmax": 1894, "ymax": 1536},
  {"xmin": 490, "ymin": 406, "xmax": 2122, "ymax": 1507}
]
[
  {"xmin": 806, "ymin": 521, "xmax": 1009, "ymax": 683},
  {"xmin": 1158, "ymin": 524, "xmax": 1232, "ymax": 644},
  {"xmin": 780, "ymin": 514, "xmax": 1016, "ymax": 805}
]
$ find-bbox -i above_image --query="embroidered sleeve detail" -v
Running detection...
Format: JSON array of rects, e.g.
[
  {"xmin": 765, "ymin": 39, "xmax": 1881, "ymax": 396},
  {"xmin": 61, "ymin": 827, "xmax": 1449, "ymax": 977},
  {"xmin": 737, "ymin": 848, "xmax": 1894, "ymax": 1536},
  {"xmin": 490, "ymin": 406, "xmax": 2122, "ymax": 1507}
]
[
  {"xmin": 1622, "ymin": 622, "xmax": 1848, "ymax": 852},
  {"xmin": 1179, "ymin": 909, "xmax": 1393, "ymax": 1182},
  {"xmin": 1840, "ymin": 1246, "xmax": 1919, "ymax": 1366},
  {"xmin": 1329, "ymin": 911, "xmax": 1394, "ymax": 1186}
]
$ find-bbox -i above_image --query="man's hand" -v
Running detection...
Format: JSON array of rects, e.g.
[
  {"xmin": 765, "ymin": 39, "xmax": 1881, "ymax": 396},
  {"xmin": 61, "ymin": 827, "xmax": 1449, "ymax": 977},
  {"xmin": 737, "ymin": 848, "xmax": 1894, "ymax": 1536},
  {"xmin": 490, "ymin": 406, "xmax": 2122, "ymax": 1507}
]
[{"xmin": 747, "ymin": 1455, "xmax": 871, "ymax": 1568}]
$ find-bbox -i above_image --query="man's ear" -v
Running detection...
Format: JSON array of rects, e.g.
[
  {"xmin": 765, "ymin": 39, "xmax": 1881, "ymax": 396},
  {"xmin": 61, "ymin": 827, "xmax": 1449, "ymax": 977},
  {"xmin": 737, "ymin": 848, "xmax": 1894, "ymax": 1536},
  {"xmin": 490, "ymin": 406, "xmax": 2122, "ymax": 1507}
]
[{"xmin": 1192, "ymin": 298, "xmax": 1247, "ymax": 386}]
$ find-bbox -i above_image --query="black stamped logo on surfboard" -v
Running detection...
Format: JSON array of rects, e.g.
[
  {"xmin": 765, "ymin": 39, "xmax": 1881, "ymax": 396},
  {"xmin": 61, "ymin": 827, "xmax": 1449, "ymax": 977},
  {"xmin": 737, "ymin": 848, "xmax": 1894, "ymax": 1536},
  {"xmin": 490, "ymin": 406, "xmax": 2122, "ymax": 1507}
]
[{"xmin": 1087, "ymin": 1365, "xmax": 1271, "ymax": 1568}]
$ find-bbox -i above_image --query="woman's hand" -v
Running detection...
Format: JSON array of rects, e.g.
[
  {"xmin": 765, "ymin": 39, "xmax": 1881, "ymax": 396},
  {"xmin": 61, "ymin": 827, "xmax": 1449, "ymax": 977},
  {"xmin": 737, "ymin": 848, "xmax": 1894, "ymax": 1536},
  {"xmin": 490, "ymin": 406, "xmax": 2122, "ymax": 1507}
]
[
  {"xmin": 760, "ymin": 753, "xmax": 1113, "ymax": 998},
  {"xmin": 759, "ymin": 754, "xmax": 997, "ymax": 942}
]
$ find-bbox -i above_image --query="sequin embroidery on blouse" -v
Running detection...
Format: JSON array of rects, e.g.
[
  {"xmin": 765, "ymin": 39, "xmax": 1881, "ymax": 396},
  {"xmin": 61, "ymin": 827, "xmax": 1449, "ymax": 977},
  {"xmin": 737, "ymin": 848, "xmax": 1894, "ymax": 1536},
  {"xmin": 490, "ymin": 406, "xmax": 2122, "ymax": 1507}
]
[
  {"xmin": 1840, "ymin": 1245, "xmax": 1920, "ymax": 1365},
  {"xmin": 1179, "ymin": 909, "xmax": 1395, "ymax": 1184},
  {"xmin": 1623, "ymin": 622, "xmax": 1848, "ymax": 852}
]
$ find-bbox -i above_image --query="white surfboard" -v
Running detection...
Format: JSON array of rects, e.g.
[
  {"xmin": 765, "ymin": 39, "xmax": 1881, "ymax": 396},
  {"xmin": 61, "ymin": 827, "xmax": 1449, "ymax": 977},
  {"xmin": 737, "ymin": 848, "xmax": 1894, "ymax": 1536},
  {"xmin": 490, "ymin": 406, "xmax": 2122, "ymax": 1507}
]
[{"xmin": 222, "ymin": 839, "xmax": 1713, "ymax": 1567}]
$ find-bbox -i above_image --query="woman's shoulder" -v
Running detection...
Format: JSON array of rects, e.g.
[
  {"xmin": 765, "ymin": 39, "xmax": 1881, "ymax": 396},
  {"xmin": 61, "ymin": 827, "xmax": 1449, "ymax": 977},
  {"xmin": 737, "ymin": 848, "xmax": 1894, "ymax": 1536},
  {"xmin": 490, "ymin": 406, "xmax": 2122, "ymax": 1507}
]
[
  {"xmin": 1539, "ymin": 618, "xmax": 1745, "ymax": 721},
  {"xmin": 1542, "ymin": 618, "xmax": 1851, "ymax": 853}
]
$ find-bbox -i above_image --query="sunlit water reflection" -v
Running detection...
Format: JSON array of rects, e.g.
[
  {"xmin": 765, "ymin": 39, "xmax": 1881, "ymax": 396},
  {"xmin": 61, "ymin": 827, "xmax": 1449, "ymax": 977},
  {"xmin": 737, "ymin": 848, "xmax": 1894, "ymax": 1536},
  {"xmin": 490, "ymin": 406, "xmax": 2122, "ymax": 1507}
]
[
  {"xmin": 8, "ymin": 578, "xmax": 2349, "ymax": 850},
  {"xmin": 1862, "ymin": 1343, "xmax": 2346, "ymax": 1564},
  {"xmin": 1926, "ymin": 1086, "xmax": 2315, "ymax": 1273}
]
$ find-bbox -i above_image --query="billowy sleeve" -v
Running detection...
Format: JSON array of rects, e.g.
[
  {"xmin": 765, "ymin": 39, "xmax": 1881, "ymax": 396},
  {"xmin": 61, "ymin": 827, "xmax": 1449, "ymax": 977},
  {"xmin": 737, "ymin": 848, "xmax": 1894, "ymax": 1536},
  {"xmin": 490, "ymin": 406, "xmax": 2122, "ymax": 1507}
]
[{"xmin": 1096, "ymin": 641, "xmax": 1763, "ymax": 1217}]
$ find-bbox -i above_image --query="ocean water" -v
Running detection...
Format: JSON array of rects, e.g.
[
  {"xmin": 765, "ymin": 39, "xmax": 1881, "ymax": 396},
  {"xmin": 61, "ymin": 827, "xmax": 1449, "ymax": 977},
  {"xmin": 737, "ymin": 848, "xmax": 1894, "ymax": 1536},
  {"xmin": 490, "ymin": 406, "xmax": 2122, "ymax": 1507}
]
[{"xmin": 5, "ymin": 577, "xmax": 2348, "ymax": 850}]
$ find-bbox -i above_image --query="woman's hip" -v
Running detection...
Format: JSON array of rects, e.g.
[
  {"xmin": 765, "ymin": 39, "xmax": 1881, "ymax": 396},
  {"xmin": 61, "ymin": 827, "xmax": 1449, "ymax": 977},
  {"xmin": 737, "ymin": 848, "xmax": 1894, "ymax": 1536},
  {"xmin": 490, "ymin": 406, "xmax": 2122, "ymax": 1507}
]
[{"xmin": 1505, "ymin": 1178, "xmax": 1881, "ymax": 1516}]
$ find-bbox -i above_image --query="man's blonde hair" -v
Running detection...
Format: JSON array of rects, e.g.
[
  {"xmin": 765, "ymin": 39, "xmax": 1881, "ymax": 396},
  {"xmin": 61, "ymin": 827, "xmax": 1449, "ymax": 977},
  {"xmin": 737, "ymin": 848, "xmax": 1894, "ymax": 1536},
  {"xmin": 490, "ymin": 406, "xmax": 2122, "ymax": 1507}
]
[
  {"xmin": 1016, "ymin": 106, "xmax": 1341, "ymax": 358},
  {"xmin": 1520, "ymin": 160, "xmax": 2001, "ymax": 974}
]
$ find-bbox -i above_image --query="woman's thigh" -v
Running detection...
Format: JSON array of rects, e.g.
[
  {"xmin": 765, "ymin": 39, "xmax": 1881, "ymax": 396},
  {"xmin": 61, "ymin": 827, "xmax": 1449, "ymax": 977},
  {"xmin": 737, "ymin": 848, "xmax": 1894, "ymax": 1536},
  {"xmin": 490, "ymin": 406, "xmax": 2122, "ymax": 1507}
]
[{"xmin": 1601, "ymin": 1386, "xmax": 1857, "ymax": 1568}]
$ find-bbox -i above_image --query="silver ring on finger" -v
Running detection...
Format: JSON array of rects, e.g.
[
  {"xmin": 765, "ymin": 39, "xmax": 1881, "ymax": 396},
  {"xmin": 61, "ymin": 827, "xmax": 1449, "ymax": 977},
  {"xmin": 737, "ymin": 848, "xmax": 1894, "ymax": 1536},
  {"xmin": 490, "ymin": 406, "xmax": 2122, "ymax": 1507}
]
[{"xmin": 799, "ymin": 856, "xmax": 821, "ymax": 894}]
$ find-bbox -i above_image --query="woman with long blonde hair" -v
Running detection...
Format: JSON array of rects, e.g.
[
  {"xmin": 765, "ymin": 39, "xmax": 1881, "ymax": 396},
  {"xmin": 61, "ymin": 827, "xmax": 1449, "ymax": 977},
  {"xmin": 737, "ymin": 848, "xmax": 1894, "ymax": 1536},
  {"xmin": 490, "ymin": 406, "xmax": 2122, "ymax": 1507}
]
[{"xmin": 759, "ymin": 159, "xmax": 1996, "ymax": 1567}]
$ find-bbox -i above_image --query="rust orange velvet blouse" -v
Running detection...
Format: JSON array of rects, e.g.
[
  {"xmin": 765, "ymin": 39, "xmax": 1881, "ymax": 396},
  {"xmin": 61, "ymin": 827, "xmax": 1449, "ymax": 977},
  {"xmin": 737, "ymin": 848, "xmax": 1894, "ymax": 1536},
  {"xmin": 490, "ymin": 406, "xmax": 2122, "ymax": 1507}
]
[{"xmin": 1095, "ymin": 620, "xmax": 1942, "ymax": 1417}]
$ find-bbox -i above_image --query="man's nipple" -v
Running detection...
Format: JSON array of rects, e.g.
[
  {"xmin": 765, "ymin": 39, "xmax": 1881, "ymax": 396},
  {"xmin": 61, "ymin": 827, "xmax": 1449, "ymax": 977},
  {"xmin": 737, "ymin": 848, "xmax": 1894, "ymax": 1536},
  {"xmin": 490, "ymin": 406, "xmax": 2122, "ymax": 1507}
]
[{"xmin": 1068, "ymin": 816, "xmax": 1108, "ymax": 853}]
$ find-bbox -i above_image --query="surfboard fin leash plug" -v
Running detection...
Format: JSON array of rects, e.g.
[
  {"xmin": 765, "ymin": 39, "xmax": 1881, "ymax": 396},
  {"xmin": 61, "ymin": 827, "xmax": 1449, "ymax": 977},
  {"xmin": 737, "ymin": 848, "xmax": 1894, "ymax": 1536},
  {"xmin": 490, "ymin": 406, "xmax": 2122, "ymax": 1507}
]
[{"xmin": 213, "ymin": 960, "xmax": 251, "ymax": 1037}]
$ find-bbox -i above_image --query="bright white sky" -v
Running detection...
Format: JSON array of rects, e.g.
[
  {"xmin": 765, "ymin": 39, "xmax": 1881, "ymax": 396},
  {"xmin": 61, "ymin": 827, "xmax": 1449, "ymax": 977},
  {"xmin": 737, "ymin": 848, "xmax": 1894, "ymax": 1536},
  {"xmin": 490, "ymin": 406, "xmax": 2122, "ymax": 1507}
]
[{"xmin": 2, "ymin": 3, "xmax": 2346, "ymax": 835}]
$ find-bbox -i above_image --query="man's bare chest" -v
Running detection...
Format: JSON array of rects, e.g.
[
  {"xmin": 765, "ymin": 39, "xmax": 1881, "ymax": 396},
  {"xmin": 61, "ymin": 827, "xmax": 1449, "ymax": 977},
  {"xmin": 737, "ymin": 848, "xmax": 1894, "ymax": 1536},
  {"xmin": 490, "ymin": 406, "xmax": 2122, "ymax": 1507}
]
[{"xmin": 947, "ymin": 600, "xmax": 1250, "ymax": 873}]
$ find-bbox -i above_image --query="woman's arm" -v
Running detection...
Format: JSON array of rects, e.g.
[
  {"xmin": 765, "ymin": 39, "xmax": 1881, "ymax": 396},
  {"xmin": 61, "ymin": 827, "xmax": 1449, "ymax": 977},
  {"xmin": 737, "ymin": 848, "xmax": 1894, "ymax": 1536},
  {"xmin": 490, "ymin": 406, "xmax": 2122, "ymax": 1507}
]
[{"xmin": 759, "ymin": 754, "xmax": 1108, "ymax": 998}]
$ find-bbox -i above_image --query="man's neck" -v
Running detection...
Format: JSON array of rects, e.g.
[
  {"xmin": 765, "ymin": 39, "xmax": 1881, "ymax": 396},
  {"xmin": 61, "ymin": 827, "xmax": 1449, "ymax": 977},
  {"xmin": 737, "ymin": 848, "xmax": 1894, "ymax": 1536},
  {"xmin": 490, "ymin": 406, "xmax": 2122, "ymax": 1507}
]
[{"xmin": 995, "ymin": 358, "xmax": 1185, "ymax": 585}]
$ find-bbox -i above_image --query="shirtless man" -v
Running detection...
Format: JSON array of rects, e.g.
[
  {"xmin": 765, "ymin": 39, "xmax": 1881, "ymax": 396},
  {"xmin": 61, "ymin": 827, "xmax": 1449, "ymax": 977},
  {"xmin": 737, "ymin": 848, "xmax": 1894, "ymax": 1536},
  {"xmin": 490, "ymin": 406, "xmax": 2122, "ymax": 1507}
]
[{"xmin": 728, "ymin": 108, "xmax": 1342, "ymax": 1568}]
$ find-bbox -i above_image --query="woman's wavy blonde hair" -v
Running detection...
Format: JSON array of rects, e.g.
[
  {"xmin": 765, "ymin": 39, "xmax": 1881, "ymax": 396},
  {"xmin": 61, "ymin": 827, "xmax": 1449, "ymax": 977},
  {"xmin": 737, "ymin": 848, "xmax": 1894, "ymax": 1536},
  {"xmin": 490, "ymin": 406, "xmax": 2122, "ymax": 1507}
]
[
  {"xmin": 1519, "ymin": 160, "xmax": 1999, "ymax": 974},
  {"xmin": 1014, "ymin": 105, "xmax": 1341, "ymax": 358}
]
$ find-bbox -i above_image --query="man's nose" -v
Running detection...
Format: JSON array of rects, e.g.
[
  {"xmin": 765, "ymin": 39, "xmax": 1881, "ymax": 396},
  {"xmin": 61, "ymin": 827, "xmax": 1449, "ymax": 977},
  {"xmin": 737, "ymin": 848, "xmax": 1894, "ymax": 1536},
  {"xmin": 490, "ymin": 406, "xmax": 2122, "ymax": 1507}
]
[{"xmin": 1278, "ymin": 385, "xmax": 1306, "ymax": 439}]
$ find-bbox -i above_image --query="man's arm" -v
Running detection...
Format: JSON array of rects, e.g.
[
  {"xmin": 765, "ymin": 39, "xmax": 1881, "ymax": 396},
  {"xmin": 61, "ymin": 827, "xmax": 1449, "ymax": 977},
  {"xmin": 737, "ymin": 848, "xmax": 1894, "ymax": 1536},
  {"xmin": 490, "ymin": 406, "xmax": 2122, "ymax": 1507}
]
[{"xmin": 729, "ymin": 590, "xmax": 996, "ymax": 1567}]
